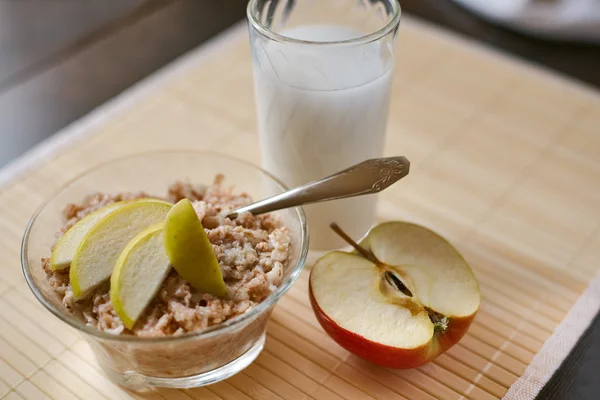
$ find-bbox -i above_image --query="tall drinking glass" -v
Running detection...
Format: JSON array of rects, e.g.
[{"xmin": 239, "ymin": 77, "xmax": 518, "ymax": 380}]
[{"xmin": 247, "ymin": 0, "xmax": 401, "ymax": 251}]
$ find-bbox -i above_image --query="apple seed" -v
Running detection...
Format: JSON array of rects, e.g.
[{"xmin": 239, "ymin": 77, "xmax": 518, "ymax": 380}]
[{"xmin": 383, "ymin": 271, "xmax": 413, "ymax": 297}]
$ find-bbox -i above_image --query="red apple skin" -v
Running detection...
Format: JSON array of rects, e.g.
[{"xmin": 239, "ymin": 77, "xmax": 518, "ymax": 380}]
[{"xmin": 309, "ymin": 283, "xmax": 477, "ymax": 369}]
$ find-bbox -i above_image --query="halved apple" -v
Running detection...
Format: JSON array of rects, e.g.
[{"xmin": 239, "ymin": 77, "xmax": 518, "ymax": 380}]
[
  {"xmin": 111, "ymin": 223, "xmax": 171, "ymax": 329},
  {"xmin": 50, "ymin": 201, "xmax": 130, "ymax": 270},
  {"xmin": 70, "ymin": 199, "xmax": 172, "ymax": 299},
  {"xmin": 163, "ymin": 198, "xmax": 227, "ymax": 297},
  {"xmin": 309, "ymin": 221, "xmax": 480, "ymax": 369}
]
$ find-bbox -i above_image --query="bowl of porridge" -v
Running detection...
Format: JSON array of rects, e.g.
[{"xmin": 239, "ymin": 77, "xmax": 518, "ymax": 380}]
[{"xmin": 21, "ymin": 150, "xmax": 308, "ymax": 390}]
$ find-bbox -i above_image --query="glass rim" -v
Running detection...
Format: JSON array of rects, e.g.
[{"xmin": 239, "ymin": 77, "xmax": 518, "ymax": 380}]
[
  {"xmin": 21, "ymin": 149, "xmax": 309, "ymax": 344},
  {"xmin": 246, "ymin": 0, "xmax": 401, "ymax": 45}
]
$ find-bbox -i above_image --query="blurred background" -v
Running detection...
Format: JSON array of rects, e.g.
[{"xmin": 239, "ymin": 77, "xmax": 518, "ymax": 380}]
[{"xmin": 1, "ymin": 0, "xmax": 599, "ymax": 168}]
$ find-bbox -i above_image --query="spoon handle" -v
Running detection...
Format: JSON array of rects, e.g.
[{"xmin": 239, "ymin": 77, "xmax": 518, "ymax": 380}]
[{"xmin": 227, "ymin": 156, "xmax": 410, "ymax": 218}]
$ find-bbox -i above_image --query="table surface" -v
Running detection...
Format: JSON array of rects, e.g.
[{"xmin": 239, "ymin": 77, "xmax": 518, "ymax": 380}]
[
  {"xmin": 0, "ymin": 16, "xmax": 599, "ymax": 400},
  {"xmin": 401, "ymin": 0, "xmax": 600, "ymax": 89}
]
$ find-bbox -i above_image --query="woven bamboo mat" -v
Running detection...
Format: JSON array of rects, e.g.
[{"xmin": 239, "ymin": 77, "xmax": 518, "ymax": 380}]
[{"xmin": 1, "ymin": 16, "xmax": 600, "ymax": 400}]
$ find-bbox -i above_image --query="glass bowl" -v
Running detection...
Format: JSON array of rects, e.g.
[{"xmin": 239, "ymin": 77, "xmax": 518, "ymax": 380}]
[{"xmin": 21, "ymin": 150, "xmax": 309, "ymax": 390}]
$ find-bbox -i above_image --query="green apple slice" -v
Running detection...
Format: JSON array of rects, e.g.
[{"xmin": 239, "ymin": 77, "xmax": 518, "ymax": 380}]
[
  {"xmin": 111, "ymin": 223, "xmax": 170, "ymax": 329},
  {"xmin": 70, "ymin": 199, "xmax": 172, "ymax": 299},
  {"xmin": 50, "ymin": 201, "xmax": 131, "ymax": 270},
  {"xmin": 164, "ymin": 198, "xmax": 226, "ymax": 297}
]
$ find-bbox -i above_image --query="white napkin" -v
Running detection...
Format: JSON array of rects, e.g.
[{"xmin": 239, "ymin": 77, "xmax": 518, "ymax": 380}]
[{"xmin": 452, "ymin": 0, "xmax": 600, "ymax": 42}]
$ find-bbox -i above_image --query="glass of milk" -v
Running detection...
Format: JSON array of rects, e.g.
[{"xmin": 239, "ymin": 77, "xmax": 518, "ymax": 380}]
[{"xmin": 247, "ymin": 0, "xmax": 401, "ymax": 252}]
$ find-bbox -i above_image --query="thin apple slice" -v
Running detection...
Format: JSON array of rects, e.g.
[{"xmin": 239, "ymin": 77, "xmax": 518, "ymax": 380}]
[
  {"xmin": 70, "ymin": 199, "xmax": 172, "ymax": 299},
  {"xmin": 50, "ymin": 201, "xmax": 130, "ymax": 270},
  {"xmin": 163, "ymin": 198, "xmax": 227, "ymax": 297},
  {"xmin": 111, "ymin": 223, "xmax": 170, "ymax": 329}
]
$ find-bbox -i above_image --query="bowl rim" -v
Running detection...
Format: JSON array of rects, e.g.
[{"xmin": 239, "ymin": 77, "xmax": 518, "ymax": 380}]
[{"xmin": 21, "ymin": 149, "xmax": 309, "ymax": 344}]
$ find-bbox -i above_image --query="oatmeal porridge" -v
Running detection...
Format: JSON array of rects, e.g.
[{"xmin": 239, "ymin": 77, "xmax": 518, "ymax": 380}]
[{"xmin": 44, "ymin": 175, "xmax": 291, "ymax": 337}]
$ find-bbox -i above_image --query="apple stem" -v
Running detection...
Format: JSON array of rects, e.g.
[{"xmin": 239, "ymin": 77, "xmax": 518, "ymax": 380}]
[{"xmin": 330, "ymin": 223, "xmax": 380, "ymax": 265}]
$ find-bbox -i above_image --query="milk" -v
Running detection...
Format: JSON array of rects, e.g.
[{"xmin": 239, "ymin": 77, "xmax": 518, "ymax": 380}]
[{"xmin": 251, "ymin": 25, "xmax": 394, "ymax": 250}]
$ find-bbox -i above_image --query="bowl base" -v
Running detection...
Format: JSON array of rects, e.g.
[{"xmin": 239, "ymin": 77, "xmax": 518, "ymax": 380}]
[{"xmin": 101, "ymin": 334, "xmax": 266, "ymax": 391}]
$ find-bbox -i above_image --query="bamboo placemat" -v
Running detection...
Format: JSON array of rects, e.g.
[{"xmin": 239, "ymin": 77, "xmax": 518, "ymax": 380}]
[{"xmin": 1, "ymin": 16, "xmax": 600, "ymax": 400}]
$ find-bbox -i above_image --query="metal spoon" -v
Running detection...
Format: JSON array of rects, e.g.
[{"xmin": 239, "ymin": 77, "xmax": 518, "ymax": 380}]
[{"xmin": 227, "ymin": 156, "xmax": 410, "ymax": 219}]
